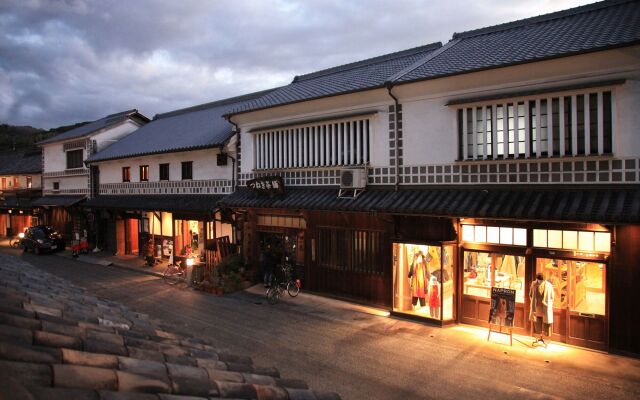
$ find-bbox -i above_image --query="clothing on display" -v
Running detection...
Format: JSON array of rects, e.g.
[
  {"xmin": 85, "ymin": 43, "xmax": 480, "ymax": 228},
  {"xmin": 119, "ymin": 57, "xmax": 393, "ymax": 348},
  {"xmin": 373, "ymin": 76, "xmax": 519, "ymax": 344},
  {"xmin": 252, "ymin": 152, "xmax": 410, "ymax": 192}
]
[
  {"xmin": 393, "ymin": 243, "xmax": 454, "ymax": 320},
  {"xmin": 529, "ymin": 275, "xmax": 554, "ymax": 341},
  {"xmin": 429, "ymin": 276, "xmax": 440, "ymax": 319},
  {"xmin": 408, "ymin": 251, "xmax": 429, "ymax": 302}
]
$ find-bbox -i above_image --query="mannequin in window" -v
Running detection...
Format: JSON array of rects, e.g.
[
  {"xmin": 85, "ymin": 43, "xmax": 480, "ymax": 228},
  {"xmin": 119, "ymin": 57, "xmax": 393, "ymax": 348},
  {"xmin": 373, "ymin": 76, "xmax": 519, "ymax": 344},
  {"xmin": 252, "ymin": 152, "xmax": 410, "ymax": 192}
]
[
  {"xmin": 530, "ymin": 272, "xmax": 554, "ymax": 346},
  {"xmin": 428, "ymin": 276, "xmax": 440, "ymax": 318},
  {"xmin": 408, "ymin": 251, "xmax": 429, "ymax": 308}
]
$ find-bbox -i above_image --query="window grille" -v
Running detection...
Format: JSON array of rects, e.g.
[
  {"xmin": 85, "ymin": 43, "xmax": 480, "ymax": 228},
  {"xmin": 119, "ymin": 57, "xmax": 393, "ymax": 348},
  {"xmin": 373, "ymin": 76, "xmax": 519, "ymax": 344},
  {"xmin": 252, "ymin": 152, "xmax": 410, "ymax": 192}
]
[
  {"xmin": 317, "ymin": 227, "xmax": 385, "ymax": 274},
  {"xmin": 457, "ymin": 90, "xmax": 613, "ymax": 160},
  {"xmin": 253, "ymin": 117, "xmax": 371, "ymax": 170}
]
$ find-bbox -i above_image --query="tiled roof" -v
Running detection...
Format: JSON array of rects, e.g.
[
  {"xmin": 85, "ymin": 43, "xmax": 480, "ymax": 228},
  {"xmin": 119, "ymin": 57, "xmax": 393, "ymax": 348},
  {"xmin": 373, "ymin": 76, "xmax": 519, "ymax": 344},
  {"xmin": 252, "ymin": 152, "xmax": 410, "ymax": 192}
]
[
  {"xmin": 394, "ymin": 0, "xmax": 640, "ymax": 84},
  {"xmin": 0, "ymin": 150, "xmax": 42, "ymax": 175},
  {"xmin": 37, "ymin": 110, "xmax": 149, "ymax": 146},
  {"xmin": 86, "ymin": 90, "xmax": 275, "ymax": 163},
  {"xmin": 0, "ymin": 254, "xmax": 341, "ymax": 400},
  {"xmin": 220, "ymin": 186, "xmax": 640, "ymax": 224},
  {"xmin": 83, "ymin": 195, "xmax": 224, "ymax": 213},
  {"xmin": 31, "ymin": 195, "xmax": 86, "ymax": 207},
  {"xmin": 226, "ymin": 43, "xmax": 442, "ymax": 115}
]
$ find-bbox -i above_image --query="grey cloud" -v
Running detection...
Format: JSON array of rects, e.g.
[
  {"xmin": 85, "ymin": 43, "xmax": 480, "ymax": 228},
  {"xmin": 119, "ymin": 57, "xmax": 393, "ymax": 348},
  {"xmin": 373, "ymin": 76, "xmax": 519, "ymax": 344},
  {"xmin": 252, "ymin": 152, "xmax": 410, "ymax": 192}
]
[{"xmin": 0, "ymin": 0, "xmax": 592, "ymax": 128}]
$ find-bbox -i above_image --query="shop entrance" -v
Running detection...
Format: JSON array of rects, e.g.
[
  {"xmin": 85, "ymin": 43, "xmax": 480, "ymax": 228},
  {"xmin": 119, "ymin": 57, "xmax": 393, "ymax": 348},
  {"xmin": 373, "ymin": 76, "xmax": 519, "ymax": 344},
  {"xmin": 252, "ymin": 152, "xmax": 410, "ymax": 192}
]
[
  {"xmin": 173, "ymin": 219, "xmax": 204, "ymax": 260},
  {"xmin": 258, "ymin": 231, "xmax": 299, "ymax": 268},
  {"xmin": 116, "ymin": 218, "xmax": 139, "ymax": 255},
  {"xmin": 535, "ymin": 257, "xmax": 607, "ymax": 350},
  {"xmin": 461, "ymin": 249, "xmax": 528, "ymax": 333}
]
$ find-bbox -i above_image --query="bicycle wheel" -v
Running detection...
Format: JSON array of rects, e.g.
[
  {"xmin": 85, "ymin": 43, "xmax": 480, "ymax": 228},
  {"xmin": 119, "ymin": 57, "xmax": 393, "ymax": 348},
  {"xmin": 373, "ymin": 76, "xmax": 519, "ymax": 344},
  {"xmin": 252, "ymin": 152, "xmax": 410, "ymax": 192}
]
[
  {"xmin": 266, "ymin": 287, "xmax": 280, "ymax": 305},
  {"xmin": 287, "ymin": 280, "xmax": 300, "ymax": 297},
  {"xmin": 163, "ymin": 265, "xmax": 181, "ymax": 285}
]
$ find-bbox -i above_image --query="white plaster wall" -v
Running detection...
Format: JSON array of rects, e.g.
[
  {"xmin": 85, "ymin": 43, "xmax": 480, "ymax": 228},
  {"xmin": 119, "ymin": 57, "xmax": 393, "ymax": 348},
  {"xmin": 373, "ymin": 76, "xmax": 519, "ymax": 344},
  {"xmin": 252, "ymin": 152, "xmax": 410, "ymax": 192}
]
[
  {"xmin": 42, "ymin": 142, "xmax": 68, "ymax": 173},
  {"xmin": 95, "ymin": 148, "xmax": 231, "ymax": 184},
  {"xmin": 613, "ymin": 79, "xmax": 640, "ymax": 157},
  {"xmin": 42, "ymin": 120, "xmax": 143, "ymax": 173},
  {"xmin": 43, "ymin": 175, "xmax": 87, "ymax": 192},
  {"xmin": 91, "ymin": 120, "xmax": 145, "ymax": 153},
  {"xmin": 402, "ymin": 98, "xmax": 457, "ymax": 165}
]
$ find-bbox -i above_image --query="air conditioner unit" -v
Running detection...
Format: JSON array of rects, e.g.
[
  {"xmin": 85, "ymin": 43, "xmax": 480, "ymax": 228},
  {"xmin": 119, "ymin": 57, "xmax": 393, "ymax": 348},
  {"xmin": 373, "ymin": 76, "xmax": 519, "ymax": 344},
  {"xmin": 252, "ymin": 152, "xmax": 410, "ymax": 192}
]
[{"xmin": 340, "ymin": 167, "xmax": 367, "ymax": 189}]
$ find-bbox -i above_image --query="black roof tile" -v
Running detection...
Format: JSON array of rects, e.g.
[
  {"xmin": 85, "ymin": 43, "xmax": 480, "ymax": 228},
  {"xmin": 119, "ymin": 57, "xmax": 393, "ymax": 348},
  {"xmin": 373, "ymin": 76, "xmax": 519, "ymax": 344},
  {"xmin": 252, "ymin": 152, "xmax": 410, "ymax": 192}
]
[
  {"xmin": 227, "ymin": 43, "xmax": 442, "ymax": 115},
  {"xmin": 86, "ymin": 90, "xmax": 274, "ymax": 163},
  {"xmin": 395, "ymin": 0, "xmax": 640, "ymax": 84},
  {"xmin": 0, "ymin": 150, "xmax": 42, "ymax": 175},
  {"xmin": 83, "ymin": 195, "xmax": 223, "ymax": 213}
]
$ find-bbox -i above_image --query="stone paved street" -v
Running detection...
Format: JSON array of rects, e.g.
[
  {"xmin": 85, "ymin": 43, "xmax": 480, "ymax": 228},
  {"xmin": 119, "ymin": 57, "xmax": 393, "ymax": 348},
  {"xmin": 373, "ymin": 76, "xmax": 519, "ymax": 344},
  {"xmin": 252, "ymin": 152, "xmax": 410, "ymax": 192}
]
[{"xmin": 2, "ymin": 246, "xmax": 640, "ymax": 400}]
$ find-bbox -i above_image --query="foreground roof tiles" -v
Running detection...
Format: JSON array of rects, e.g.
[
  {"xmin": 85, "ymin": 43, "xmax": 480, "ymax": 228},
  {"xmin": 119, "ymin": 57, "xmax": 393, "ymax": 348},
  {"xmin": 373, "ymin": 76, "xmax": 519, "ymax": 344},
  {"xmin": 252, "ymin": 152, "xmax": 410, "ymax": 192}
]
[
  {"xmin": 38, "ymin": 110, "xmax": 148, "ymax": 146},
  {"xmin": 220, "ymin": 186, "xmax": 640, "ymax": 224},
  {"xmin": 0, "ymin": 254, "xmax": 341, "ymax": 400},
  {"xmin": 395, "ymin": 0, "xmax": 640, "ymax": 83},
  {"xmin": 87, "ymin": 90, "xmax": 275, "ymax": 163}
]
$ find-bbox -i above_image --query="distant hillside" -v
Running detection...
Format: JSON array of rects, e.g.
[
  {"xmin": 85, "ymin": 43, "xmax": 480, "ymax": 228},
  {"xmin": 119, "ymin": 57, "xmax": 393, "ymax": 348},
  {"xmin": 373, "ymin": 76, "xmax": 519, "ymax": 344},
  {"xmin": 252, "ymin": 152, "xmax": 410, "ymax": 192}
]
[{"xmin": 0, "ymin": 121, "xmax": 90, "ymax": 150}]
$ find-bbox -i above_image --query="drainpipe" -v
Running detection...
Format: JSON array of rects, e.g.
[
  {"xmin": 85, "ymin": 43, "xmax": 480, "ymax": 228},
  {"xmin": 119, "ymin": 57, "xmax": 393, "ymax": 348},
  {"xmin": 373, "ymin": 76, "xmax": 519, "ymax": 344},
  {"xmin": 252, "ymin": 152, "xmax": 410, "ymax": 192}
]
[
  {"xmin": 224, "ymin": 116, "xmax": 240, "ymax": 193},
  {"xmin": 385, "ymin": 82, "xmax": 400, "ymax": 191}
]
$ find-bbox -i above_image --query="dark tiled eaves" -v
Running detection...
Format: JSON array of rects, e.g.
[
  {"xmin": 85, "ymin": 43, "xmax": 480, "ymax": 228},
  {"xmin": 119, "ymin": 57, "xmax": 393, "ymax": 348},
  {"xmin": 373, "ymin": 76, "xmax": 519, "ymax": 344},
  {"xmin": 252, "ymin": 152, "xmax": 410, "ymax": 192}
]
[
  {"xmin": 394, "ymin": 0, "xmax": 640, "ymax": 84},
  {"xmin": 220, "ymin": 186, "xmax": 640, "ymax": 224},
  {"xmin": 31, "ymin": 196, "xmax": 86, "ymax": 207},
  {"xmin": 0, "ymin": 150, "xmax": 42, "ymax": 175},
  {"xmin": 225, "ymin": 42, "xmax": 442, "ymax": 117},
  {"xmin": 37, "ymin": 110, "xmax": 149, "ymax": 146},
  {"xmin": 83, "ymin": 195, "xmax": 223, "ymax": 213}
]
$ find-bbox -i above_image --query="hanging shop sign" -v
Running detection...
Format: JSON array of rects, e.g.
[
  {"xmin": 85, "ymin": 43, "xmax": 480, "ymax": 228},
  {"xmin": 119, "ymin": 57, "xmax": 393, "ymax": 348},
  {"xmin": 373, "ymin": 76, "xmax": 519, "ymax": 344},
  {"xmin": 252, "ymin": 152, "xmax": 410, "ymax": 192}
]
[
  {"xmin": 489, "ymin": 287, "xmax": 516, "ymax": 327},
  {"xmin": 247, "ymin": 176, "xmax": 285, "ymax": 196}
]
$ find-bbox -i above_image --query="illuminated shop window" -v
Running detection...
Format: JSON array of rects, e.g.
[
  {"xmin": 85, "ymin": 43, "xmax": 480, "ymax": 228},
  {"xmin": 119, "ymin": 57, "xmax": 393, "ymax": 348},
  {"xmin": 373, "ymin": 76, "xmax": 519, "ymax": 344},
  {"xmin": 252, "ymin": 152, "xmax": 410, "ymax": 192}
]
[
  {"xmin": 463, "ymin": 251, "xmax": 526, "ymax": 303},
  {"xmin": 533, "ymin": 229, "xmax": 610, "ymax": 253},
  {"xmin": 393, "ymin": 243, "xmax": 455, "ymax": 321},
  {"xmin": 460, "ymin": 225, "xmax": 526, "ymax": 246},
  {"xmin": 536, "ymin": 258, "xmax": 606, "ymax": 316}
]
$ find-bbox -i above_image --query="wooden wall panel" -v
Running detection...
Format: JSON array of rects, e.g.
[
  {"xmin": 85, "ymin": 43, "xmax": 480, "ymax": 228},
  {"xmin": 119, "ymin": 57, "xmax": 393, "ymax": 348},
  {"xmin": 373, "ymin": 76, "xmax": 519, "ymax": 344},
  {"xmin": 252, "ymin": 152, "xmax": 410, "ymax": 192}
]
[{"xmin": 610, "ymin": 224, "xmax": 640, "ymax": 356}]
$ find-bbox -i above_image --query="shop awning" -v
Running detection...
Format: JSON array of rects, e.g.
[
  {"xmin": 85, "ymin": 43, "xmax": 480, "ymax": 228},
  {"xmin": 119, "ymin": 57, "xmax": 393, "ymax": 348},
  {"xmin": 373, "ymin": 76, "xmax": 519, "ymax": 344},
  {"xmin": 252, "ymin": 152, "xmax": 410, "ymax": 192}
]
[
  {"xmin": 219, "ymin": 186, "xmax": 640, "ymax": 224},
  {"xmin": 0, "ymin": 196, "xmax": 35, "ymax": 210},
  {"xmin": 31, "ymin": 195, "xmax": 86, "ymax": 207},
  {"xmin": 83, "ymin": 195, "xmax": 223, "ymax": 214}
]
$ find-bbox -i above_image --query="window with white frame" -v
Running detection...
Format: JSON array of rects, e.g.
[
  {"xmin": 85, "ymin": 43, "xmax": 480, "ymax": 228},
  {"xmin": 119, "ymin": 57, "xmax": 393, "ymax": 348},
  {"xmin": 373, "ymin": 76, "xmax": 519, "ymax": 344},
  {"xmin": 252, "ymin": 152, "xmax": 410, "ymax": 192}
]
[
  {"xmin": 253, "ymin": 117, "xmax": 371, "ymax": 170},
  {"xmin": 532, "ymin": 229, "xmax": 610, "ymax": 253},
  {"xmin": 457, "ymin": 89, "xmax": 613, "ymax": 160},
  {"xmin": 461, "ymin": 224, "xmax": 527, "ymax": 246}
]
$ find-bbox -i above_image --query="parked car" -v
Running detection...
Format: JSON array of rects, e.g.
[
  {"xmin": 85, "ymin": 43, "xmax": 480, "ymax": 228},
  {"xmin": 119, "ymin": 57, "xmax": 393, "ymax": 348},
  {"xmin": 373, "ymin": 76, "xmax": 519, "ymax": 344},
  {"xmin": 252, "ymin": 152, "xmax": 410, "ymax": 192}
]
[{"xmin": 22, "ymin": 226, "xmax": 65, "ymax": 255}]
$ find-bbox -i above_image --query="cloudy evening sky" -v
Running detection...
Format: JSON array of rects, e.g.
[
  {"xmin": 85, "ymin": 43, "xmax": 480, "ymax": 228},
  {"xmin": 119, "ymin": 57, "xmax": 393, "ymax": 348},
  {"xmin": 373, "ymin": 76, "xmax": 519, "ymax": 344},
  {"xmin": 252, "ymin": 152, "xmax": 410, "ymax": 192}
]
[{"xmin": 1, "ymin": 0, "xmax": 595, "ymax": 129}]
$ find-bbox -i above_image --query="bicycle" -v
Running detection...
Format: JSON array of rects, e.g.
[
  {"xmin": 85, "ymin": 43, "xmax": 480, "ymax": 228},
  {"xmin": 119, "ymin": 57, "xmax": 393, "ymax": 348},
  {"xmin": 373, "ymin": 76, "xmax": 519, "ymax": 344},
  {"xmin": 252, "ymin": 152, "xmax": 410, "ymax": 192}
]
[
  {"xmin": 162, "ymin": 263, "xmax": 187, "ymax": 286},
  {"xmin": 266, "ymin": 263, "xmax": 301, "ymax": 305}
]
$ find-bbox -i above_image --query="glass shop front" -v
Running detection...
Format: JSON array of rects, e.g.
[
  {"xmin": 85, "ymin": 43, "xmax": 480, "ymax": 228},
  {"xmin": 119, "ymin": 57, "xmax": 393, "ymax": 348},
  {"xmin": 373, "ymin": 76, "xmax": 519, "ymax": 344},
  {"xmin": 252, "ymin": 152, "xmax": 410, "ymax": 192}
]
[
  {"xmin": 458, "ymin": 223, "xmax": 611, "ymax": 350},
  {"xmin": 392, "ymin": 242, "xmax": 456, "ymax": 322}
]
